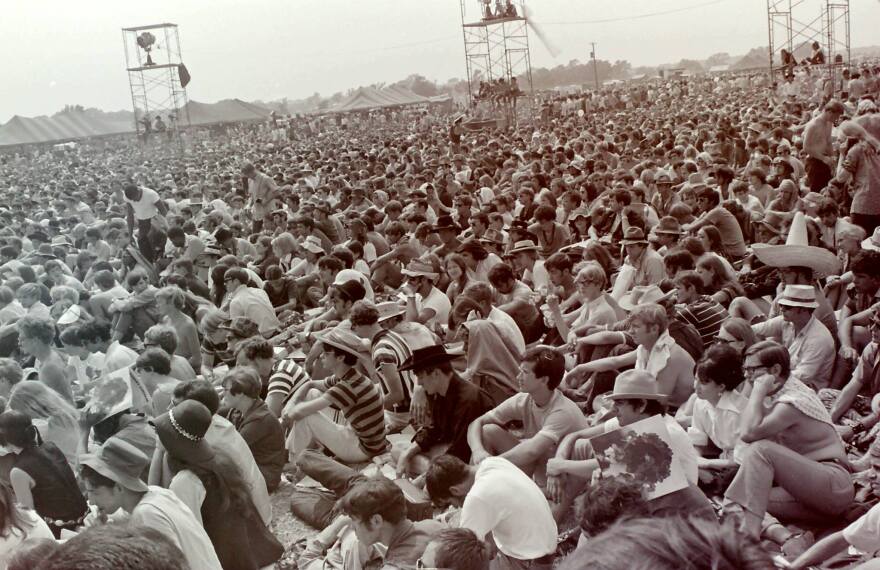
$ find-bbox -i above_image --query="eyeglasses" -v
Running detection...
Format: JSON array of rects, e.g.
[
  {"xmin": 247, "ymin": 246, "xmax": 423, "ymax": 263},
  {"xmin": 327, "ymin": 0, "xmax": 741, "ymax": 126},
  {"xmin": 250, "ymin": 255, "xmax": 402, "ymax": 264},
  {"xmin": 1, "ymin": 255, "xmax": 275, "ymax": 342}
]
[{"xmin": 742, "ymin": 364, "xmax": 767, "ymax": 376}]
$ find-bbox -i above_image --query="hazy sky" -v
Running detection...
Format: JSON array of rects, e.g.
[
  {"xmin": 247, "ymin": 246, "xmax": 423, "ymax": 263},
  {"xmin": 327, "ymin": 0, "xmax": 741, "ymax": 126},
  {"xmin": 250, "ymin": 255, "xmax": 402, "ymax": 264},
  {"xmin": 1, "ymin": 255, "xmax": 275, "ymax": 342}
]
[{"xmin": 2, "ymin": 0, "xmax": 877, "ymax": 122}]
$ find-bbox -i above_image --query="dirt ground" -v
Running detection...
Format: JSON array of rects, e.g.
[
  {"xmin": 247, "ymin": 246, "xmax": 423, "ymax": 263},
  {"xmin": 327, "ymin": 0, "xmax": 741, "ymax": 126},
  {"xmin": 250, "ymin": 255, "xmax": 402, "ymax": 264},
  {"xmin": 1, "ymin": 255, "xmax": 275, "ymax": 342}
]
[{"xmin": 269, "ymin": 477, "xmax": 317, "ymax": 568}]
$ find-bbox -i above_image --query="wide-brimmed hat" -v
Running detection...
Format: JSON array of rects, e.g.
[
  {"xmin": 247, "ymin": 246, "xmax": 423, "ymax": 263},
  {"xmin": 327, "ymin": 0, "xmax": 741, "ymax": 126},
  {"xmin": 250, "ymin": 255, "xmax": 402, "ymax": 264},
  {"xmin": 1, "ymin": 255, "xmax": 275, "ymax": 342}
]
[
  {"xmin": 316, "ymin": 328, "xmax": 370, "ymax": 361},
  {"xmin": 31, "ymin": 244, "xmax": 57, "ymax": 259},
  {"xmin": 376, "ymin": 301, "xmax": 407, "ymax": 323},
  {"xmin": 618, "ymin": 285, "xmax": 673, "ymax": 312},
  {"xmin": 401, "ymin": 259, "xmax": 439, "ymax": 280},
  {"xmin": 777, "ymin": 284, "xmax": 819, "ymax": 309},
  {"xmin": 301, "ymin": 235, "xmax": 324, "ymax": 255},
  {"xmin": 862, "ymin": 227, "xmax": 880, "ymax": 252},
  {"xmin": 399, "ymin": 344, "xmax": 458, "ymax": 373},
  {"xmin": 651, "ymin": 216, "xmax": 682, "ymax": 236},
  {"xmin": 218, "ymin": 316, "xmax": 260, "ymax": 338},
  {"xmin": 509, "ymin": 239, "xmax": 540, "ymax": 254},
  {"xmin": 752, "ymin": 212, "xmax": 841, "ymax": 277},
  {"xmin": 432, "ymin": 215, "xmax": 460, "ymax": 233},
  {"xmin": 607, "ymin": 370, "xmax": 668, "ymax": 402},
  {"xmin": 50, "ymin": 235, "xmax": 75, "ymax": 248},
  {"xmin": 755, "ymin": 211, "xmax": 786, "ymax": 236},
  {"xmin": 153, "ymin": 400, "xmax": 215, "ymax": 464},
  {"xmin": 568, "ymin": 206, "xmax": 591, "ymax": 222},
  {"xmin": 621, "ymin": 226, "xmax": 649, "ymax": 245},
  {"xmin": 79, "ymin": 438, "xmax": 150, "ymax": 493}
]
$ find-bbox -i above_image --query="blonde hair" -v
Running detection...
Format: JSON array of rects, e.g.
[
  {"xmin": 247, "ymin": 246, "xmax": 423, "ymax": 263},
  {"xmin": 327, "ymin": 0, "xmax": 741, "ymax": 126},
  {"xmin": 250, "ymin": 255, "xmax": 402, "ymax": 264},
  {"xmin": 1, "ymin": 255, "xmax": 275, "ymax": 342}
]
[{"xmin": 8, "ymin": 382, "xmax": 79, "ymax": 434}]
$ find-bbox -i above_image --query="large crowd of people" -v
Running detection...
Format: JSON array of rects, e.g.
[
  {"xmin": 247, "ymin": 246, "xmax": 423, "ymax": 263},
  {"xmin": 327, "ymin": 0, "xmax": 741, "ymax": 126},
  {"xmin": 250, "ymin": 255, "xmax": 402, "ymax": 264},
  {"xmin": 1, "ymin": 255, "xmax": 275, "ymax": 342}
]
[{"xmin": 0, "ymin": 60, "xmax": 878, "ymax": 570}]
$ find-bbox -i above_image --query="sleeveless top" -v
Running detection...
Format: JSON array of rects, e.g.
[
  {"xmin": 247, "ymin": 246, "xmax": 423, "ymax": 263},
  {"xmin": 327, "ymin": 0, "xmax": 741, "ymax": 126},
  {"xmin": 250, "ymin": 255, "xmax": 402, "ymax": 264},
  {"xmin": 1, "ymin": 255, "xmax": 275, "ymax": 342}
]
[{"xmin": 14, "ymin": 443, "xmax": 88, "ymax": 524}]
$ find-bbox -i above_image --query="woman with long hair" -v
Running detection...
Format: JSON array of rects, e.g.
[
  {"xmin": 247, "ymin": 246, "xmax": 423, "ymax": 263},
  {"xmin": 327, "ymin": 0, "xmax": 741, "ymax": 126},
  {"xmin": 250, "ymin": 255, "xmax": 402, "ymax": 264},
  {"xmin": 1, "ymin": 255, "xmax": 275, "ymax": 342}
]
[
  {"xmin": 0, "ymin": 411, "xmax": 87, "ymax": 539},
  {"xmin": 695, "ymin": 225, "xmax": 725, "ymax": 258},
  {"xmin": 209, "ymin": 264, "xmax": 230, "ymax": 309},
  {"xmin": 444, "ymin": 254, "xmax": 472, "ymax": 299},
  {"xmin": 272, "ymin": 232, "xmax": 296, "ymax": 273},
  {"xmin": 7, "ymin": 382, "xmax": 80, "ymax": 468},
  {"xmin": 582, "ymin": 241, "xmax": 617, "ymax": 283},
  {"xmin": 457, "ymin": 240, "xmax": 501, "ymax": 284},
  {"xmin": 695, "ymin": 254, "xmax": 745, "ymax": 308},
  {"xmin": 155, "ymin": 400, "xmax": 283, "ymax": 569},
  {"xmin": 0, "ymin": 481, "xmax": 54, "ymax": 568},
  {"xmin": 251, "ymin": 235, "xmax": 279, "ymax": 279}
]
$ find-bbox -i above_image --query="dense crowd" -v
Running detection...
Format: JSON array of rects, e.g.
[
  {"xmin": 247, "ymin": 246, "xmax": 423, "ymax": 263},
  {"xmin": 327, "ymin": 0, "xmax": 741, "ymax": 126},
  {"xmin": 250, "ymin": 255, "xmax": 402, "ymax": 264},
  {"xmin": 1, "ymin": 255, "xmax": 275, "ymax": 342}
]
[{"xmin": 0, "ymin": 61, "xmax": 879, "ymax": 570}]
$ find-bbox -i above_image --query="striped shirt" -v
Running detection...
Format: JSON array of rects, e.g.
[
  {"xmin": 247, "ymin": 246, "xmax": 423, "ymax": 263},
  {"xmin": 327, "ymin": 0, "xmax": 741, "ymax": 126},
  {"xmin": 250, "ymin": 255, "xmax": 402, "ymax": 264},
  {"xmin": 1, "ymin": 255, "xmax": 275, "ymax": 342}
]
[
  {"xmin": 320, "ymin": 368, "xmax": 387, "ymax": 456},
  {"xmin": 267, "ymin": 358, "xmax": 311, "ymax": 404},
  {"xmin": 676, "ymin": 296, "xmax": 729, "ymax": 349},
  {"xmin": 372, "ymin": 329, "xmax": 415, "ymax": 412}
]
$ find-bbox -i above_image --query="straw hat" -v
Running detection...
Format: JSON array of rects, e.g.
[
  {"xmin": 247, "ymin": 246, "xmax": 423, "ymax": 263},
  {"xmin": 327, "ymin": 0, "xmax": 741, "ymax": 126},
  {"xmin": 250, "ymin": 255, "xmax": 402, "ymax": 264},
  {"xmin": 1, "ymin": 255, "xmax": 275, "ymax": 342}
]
[
  {"xmin": 862, "ymin": 227, "xmax": 880, "ymax": 252},
  {"xmin": 301, "ymin": 235, "xmax": 325, "ymax": 255},
  {"xmin": 751, "ymin": 212, "xmax": 841, "ymax": 277},
  {"xmin": 79, "ymin": 439, "xmax": 150, "ymax": 493},
  {"xmin": 376, "ymin": 301, "xmax": 407, "ymax": 323},
  {"xmin": 401, "ymin": 259, "xmax": 439, "ymax": 280},
  {"xmin": 607, "ymin": 370, "xmax": 668, "ymax": 402},
  {"xmin": 509, "ymin": 240, "xmax": 539, "ymax": 255},
  {"xmin": 568, "ymin": 206, "xmax": 591, "ymax": 222},
  {"xmin": 777, "ymin": 284, "xmax": 819, "ymax": 309},
  {"xmin": 618, "ymin": 285, "xmax": 673, "ymax": 312},
  {"xmin": 316, "ymin": 328, "xmax": 370, "ymax": 361}
]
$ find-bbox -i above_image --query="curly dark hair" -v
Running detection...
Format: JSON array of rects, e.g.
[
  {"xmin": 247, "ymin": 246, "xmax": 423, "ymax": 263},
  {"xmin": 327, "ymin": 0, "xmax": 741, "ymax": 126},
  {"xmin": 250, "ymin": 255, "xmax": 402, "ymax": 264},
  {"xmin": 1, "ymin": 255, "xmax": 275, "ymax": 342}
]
[{"xmin": 621, "ymin": 432, "xmax": 673, "ymax": 493}]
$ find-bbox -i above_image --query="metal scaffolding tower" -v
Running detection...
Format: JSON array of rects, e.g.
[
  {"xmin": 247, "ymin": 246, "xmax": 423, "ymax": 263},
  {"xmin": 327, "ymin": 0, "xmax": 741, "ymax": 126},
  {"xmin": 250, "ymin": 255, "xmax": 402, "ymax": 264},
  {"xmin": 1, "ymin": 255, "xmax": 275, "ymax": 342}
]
[
  {"xmin": 460, "ymin": 0, "xmax": 533, "ymax": 125},
  {"xmin": 122, "ymin": 23, "xmax": 191, "ymax": 144},
  {"xmin": 766, "ymin": 0, "xmax": 850, "ymax": 94}
]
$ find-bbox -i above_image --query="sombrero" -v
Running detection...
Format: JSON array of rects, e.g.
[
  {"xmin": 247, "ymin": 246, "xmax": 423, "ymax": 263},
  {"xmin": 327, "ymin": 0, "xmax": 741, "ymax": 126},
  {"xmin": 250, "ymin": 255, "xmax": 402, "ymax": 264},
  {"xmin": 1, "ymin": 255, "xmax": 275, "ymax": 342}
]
[{"xmin": 751, "ymin": 212, "xmax": 841, "ymax": 277}]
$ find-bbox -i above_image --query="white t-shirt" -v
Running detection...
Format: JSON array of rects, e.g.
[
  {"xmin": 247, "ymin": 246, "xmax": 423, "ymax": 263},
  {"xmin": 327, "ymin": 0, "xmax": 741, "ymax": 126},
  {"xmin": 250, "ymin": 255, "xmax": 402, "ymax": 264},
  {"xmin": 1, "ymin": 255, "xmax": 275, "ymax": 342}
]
[
  {"xmin": 486, "ymin": 390, "xmax": 588, "ymax": 445},
  {"xmin": 460, "ymin": 457, "xmax": 557, "ymax": 560},
  {"xmin": 524, "ymin": 260, "xmax": 550, "ymax": 295},
  {"xmin": 125, "ymin": 187, "xmax": 161, "ymax": 220},
  {"xmin": 844, "ymin": 502, "xmax": 880, "ymax": 557},
  {"xmin": 420, "ymin": 286, "xmax": 451, "ymax": 329},
  {"xmin": 131, "ymin": 486, "xmax": 223, "ymax": 570}
]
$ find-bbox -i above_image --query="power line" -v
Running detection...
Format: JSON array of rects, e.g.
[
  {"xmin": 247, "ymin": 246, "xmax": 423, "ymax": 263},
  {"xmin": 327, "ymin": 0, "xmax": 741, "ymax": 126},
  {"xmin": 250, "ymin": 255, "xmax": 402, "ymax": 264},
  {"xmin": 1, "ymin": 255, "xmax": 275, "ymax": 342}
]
[{"xmin": 541, "ymin": 0, "xmax": 731, "ymax": 26}]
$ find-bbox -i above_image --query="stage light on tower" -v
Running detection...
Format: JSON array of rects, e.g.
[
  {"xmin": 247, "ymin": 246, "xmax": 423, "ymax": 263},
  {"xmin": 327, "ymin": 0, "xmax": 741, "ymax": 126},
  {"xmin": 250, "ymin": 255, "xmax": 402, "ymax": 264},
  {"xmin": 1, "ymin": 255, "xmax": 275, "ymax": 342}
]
[{"xmin": 136, "ymin": 32, "xmax": 157, "ymax": 66}]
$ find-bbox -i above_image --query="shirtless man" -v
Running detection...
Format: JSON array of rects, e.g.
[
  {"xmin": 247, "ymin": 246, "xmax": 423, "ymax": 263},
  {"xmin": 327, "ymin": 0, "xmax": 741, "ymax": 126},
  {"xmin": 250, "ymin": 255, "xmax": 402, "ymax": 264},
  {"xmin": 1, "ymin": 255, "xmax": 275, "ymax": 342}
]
[
  {"xmin": 724, "ymin": 340, "xmax": 853, "ymax": 537},
  {"xmin": 563, "ymin": 303, "xmax": 695, "ymax": 409},
  {"xmin": 17, "ymin": 315, "xmax": 73, "ymax": 402},
  {"xmin": 803, "ymin": 100, "xmax": 844, "ymax": 192}
]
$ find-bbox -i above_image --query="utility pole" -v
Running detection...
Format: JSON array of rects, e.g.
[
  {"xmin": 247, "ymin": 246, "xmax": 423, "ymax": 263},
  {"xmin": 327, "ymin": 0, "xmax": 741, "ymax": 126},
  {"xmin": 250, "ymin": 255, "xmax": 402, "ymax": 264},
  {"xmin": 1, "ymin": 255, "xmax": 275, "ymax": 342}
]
[{"xmin": 590, "ymin": 42, "xmax": 600, "ymax": 91}]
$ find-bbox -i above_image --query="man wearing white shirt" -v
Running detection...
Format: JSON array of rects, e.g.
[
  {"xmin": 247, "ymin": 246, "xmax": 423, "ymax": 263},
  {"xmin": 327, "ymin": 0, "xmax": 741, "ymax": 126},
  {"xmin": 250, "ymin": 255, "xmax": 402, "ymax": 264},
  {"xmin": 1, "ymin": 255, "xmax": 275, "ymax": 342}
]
[
  {"xmin": 123, "ymin": 183, "xmax": 167, "ymax": 263},
  {"xmin": 426, "ymin": 454, "xmax": 558, "ymax": 570},
  {"xmin": 224, "ymin": 267, "xmax": 281, "ymax": 337}
]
